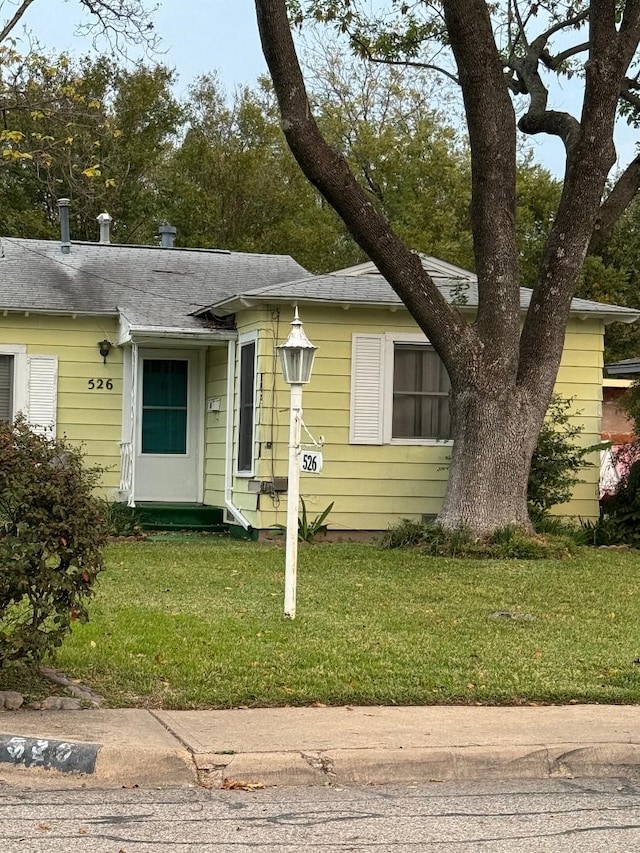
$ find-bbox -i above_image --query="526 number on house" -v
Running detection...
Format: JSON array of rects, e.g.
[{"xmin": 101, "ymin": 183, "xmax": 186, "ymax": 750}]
[{"xmin": 87, "ymin": 379, "xmax": 114, "ymax": 390}]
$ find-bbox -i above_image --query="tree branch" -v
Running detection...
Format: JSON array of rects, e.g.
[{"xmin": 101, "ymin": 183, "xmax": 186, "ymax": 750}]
[
  {"xmin": 443, "ymin": 0, "xmax": 521, "ymax": 367},
  {"xmin": 0, "ymin": 0, "xmax": 37, "ymax": 43},
  {"xmin": 519, "ymin": 0, "xmax": 640, "ymax": 394},
  {"xmin": 365, "ymin": 54, "xmax": 460, "ymax": 86},
  {"xmin": 254, "ymin": 0, "xmax": 472, "ymax": 368},
  {"xmin": 590, "ymin": 155, "xmax": 640, "ymax": 252}
]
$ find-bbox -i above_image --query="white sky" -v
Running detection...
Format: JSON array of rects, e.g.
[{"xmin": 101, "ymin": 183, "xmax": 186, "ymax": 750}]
[{"xmin": 5, "ymin": 0, "xmax": 638, "ymax": 178}]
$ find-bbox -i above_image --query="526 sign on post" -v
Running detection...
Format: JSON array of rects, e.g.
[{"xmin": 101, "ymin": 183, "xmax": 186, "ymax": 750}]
[
  {"xmin": 87, "ymin": 379, "xmax": 113, "ymax": 390},
  {"xmin": 300, "ymin": 450, "xmax": 323, "ymax": 474}
]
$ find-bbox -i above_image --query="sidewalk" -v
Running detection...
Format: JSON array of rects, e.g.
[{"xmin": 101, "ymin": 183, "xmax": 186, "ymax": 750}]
[{"xmin": 1, "ymin": 704, "xmax": 640, "ymax": 789}]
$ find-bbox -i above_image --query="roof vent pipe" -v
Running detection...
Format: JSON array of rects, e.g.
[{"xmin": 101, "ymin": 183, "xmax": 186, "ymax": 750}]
[
  {"xmin": 58, "ymin": 198, "xmax": 71, "ymax": 255},
  {"xmin": 158, "ymin": 223, "xmax": 177, "ymax": 249},
  {"xmin": 97, "ymin": 212, "xmax": 113, "ymax": 244}
]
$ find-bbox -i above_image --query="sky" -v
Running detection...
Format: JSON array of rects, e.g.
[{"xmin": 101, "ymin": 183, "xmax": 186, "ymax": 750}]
[
  {"xmin": 9, "ymin": 0, "xmax": 268, "ymax": 95},
  {"xmin": 4, "ymin": 0, "xmax": 638, "ymax": 178}
]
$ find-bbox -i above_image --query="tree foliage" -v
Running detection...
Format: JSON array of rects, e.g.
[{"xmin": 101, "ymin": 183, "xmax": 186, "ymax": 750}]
[{"xmin": 0, "ymin": 50, "xmax": 183, "ymax": 242}]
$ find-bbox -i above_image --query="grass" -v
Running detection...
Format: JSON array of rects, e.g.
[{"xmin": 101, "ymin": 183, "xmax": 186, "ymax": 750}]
[{"xmin": 13, "ymin": 540, "xmax": 640, "ymax": 708}]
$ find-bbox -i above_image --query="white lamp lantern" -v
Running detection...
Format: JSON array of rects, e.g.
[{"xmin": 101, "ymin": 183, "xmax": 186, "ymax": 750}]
[
  {"xmin": 277, "ymin": 308, "xmax": 317, "ymax": 384},
  {"xmin": 278, "ymin": 307, "xmax": 317, "ymax": 619}
]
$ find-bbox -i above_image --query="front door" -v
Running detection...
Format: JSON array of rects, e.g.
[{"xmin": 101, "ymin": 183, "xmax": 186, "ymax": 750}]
[{"xmin": 134, "ymin": 349, "xmax": 203, "ymax": 502}]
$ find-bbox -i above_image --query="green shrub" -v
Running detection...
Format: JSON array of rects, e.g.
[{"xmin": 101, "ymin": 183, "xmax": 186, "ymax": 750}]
[
  {"xmin": 598, "ymin": 455, "xmax": 640, "ymax": 546},
  {"xmin": 381, "ymin": 519, "xmax": 575, "ymax": 559},
  {"xmin": 0, "ymin": 417, "xmax": 107, "ymax": 670},
  {"xmin": 378, "ymin": 518, "xmax": 426, "ymax": 549},
  {"xmin": 100, "ymin": 499, "xmax": 143, "ymax": 537},
  {"xmin": 528, "ymin": 395, "xmax": 600, "ymax": 524}
]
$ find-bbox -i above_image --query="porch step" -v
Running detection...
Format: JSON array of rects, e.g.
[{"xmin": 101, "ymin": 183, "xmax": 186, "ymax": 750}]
[{"xmin": 135, "ymin": 503, "xmax": 228, "ymax": 533}]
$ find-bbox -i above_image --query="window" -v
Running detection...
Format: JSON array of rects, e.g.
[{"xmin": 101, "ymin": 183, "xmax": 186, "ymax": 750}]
[
  {"xmin": 237, "ymin": 337, "xmax": 256, "ymax": 473},
  {"xmin": 141, "ymin": 359, "xmax": 188, "ymax": 454},
  {"xmin": 0, "ymin": 349, "xmax": 57, "ymax": 434},
  {"xmin": 350, "ymin": 333, "xmax": 451, "ymax": 445},
  {"xmin": 0, "ymin": 355, "xmax": 13, "ymax": 421},
  {"xmin": 392, "ymin": 344, "xmax": 451, "ymax": 440}
]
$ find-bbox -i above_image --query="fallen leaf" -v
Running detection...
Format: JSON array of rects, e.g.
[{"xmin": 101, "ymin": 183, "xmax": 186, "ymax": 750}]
[
  {"xmin": 78, "ymin": 827, "xmax": 89, "ymax": 835},
  {"xmin": 222, "ymin": 778, "xmax": 265, "ymax": 791},
  {"xmin": 38, "ymin": 823, "xmax": 51, "ymax": 832}
]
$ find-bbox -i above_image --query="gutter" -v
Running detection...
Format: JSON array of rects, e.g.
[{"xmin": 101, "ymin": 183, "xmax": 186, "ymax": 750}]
[
  {"xmin": 117, "ymin": 324, "xmax": 237, "ymax": 347},
  {"xmin": 224, "ymin": 339, "xmax": 251, "ymax": 531}
]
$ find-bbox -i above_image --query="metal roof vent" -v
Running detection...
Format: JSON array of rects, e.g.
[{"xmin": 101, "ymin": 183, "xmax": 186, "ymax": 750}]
[
  {"xmin": 97, "ymin": 212, "xmax": 113, "ymax": 244},
  {"xmin": 58, "ymin": 198, "xmax": 71, "ymax": 254},
  {"xmin": 158, "ymin": 223, "xmax": 177, "ymax": 249}
]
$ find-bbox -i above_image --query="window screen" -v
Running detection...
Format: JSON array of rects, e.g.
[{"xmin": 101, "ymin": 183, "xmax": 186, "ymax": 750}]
[
  {"xmin": 0, "ymin": 355, "xmax": 13, "ymax": 422},
  {"xmin": 141, "ymin": 359, "xmax": 188, "ymax": 454},
  {"xmin": 237, "ymin": 341, "xmax": 256, "ymax": 472},
  {"xmin": 392, "ymin": 345, "xmax": 451, "ymax": 439}
]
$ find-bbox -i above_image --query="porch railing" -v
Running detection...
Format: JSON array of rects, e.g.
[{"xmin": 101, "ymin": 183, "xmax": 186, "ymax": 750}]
[{"xmin": 119, "ymin": 441, "xmax": 133, "ymax": 495}]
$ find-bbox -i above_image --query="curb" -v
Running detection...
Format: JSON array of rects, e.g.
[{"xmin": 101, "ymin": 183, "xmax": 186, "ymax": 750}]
[
  {"xmin": 0, "ymin": 733, "xmax": 100, "ymax": 774},
  {"xmin": 194, "ymin": 743, "xmax": 640, "ymax": 789},
  {"xmin": 0, "ymin": 709, "xmax": 198, "ymax": 789},
  {"xmin": 0, "ymin": 735, "xmax": 196, "ymax": 789}
]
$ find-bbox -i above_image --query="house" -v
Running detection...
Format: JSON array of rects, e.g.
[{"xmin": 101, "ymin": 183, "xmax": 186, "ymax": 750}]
[{"xmin": 2, "ymin": 214, "xmax": 638, "ymax": 534}]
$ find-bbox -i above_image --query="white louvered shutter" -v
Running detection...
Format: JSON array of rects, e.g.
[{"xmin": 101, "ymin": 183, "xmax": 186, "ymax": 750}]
[
  {"xmin": 350, "ymin": 334, "xmax": 385, "ymax": 444},
  {"xmin": 26, "ymin": 355, "xmax": 58, "ymax": 436}
]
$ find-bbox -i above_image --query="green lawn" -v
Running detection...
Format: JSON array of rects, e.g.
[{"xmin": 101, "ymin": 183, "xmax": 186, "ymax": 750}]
[{"xmin": 41, "ymin": 540, "xmax": 640, "ymax": 708}]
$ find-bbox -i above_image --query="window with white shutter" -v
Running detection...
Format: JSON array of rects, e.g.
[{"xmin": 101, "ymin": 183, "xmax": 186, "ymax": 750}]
[
  {"xmin": 350, "ymin": 332, "xmax": 452, "ymax": 446},
  {"xmin": 26, "ymin": 355, "xmax": 58, "ymax": 436}
]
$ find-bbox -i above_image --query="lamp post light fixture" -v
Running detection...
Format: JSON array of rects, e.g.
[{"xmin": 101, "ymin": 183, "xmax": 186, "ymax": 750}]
[{"xmin": 277, "ymin": 307, "xmax": 317, "ymax": 619}]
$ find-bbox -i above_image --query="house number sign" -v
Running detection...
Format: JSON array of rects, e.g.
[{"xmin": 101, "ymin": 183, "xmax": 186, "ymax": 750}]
[
  {"xmin": 87, "ymin": 379, "xmax": 114, "ymax": 390},
  {"xmin": 300, "ymin": 450, "xmax": 323, "ymax": 474}
]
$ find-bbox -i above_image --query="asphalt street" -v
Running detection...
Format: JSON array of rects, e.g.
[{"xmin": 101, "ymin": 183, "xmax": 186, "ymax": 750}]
[{"xmin": 2, "ymin": 778, "xmax": 640, "ymax": 851}]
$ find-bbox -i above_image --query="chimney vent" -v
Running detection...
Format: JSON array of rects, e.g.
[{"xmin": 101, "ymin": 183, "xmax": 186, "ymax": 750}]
[
  {"xmin": 97, "ymin": 212, "xmax": 113, "ymax": 244},
  {"xmin": 58, "ymin": 198, "xmax": 71, "ymax": 254},
  {"xmin": 158, "ymin": 223, "xmax": 177, "ymax": 249}
]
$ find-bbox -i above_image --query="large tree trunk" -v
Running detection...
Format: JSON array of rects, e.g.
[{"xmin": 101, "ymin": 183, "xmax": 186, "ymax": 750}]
[
  {"xmin": 438, "ymin": 385, "xmax": 548, "ymax": 535},
  {"xmin": 255, "ymin": 0, "xmax": 640, "ymax": 538}
]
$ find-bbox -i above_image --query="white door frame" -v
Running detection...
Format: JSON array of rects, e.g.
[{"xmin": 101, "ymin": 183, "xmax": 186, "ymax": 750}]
[{"xmin": 132, "ymin": 347, "xmax": 205, "ymax": 503}]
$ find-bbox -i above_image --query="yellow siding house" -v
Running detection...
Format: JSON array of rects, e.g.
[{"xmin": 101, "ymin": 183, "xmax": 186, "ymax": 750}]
[{"xmin": 1, "ymin": 220, "xmax": 637, "ymax": 536}]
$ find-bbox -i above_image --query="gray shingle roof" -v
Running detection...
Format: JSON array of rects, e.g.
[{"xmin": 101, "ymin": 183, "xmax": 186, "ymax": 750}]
[
  {"xmin": 0, "ymin": 238, "xmax": 311, "ymax": 330},
  {"xmin": 206, "ymin": 257, "xmax": 640, "ymax": 324},
  {"xmin": 606, "ymin": 357, "xmax": 640, "ymax": 374},
  {"xmin": 3, "ymin": 241, "xmax": 638, "ymax": 330}
]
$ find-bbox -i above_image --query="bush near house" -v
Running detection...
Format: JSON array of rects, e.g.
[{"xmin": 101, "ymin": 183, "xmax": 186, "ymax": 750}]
[{"xmin": 0, "ymin": 418, "xmax": 107, "ymax": 670}]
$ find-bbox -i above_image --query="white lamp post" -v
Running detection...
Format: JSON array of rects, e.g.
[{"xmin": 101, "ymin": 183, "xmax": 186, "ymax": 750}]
[{"xmin": 277, "ymin": 307, "xmax": 317, "ymax": 619}]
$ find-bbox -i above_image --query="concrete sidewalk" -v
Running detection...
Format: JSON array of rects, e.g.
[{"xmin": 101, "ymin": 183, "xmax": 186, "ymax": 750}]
[{"xmin": 1, "ymin": 704, "xmax": 639, "ymax": 789}]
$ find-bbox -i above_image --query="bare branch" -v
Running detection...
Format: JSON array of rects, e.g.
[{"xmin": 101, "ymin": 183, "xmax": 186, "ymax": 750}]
[
  {"xmin": 349, "ymin": 33, "xmax": 460, "ymax": 86},
  {"xmin": 590, "ymin": 155, "xmax": 640, "ymax": 252},
  {"xmin": 541, "ymin": 41, "xmax": 590, "ymax": 70},
  {"xmin": 365, "ymin": 54, "xmax": 460, "ymax": 86},
  {"xmin": 0, "ymin": 0, "xmax": 36, "ymax": 43}
]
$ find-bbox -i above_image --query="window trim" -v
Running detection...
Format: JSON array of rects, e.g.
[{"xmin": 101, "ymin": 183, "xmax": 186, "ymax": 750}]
[
  {"xmin": 236, "ymin": 331, "xmax": 258, "ymax": 477},
  {"xmin": 384, "ymin": 333, "xmax": 453, "ymax": 446}
]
